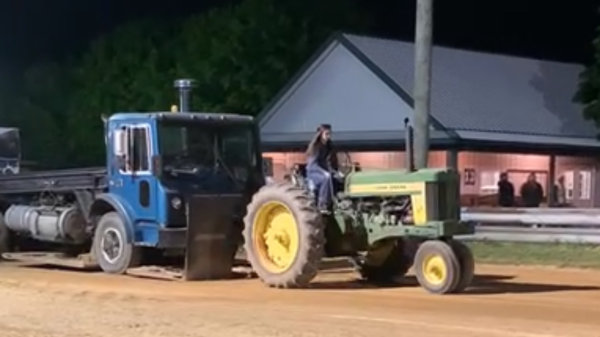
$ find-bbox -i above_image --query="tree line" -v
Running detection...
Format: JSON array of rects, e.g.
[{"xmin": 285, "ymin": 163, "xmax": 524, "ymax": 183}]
[
  {"xmin": 0, "ymin": 0, "xmax": 370, "ymax": 168},
  {"xmin": 6, "ymin": 0, "xmax": 600, "ymax": 169}
]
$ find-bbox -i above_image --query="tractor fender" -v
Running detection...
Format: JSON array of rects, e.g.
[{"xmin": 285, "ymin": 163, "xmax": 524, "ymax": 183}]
[{"xmin": 89, "ymin": 193, "xmax": 136, "ymax": 243}]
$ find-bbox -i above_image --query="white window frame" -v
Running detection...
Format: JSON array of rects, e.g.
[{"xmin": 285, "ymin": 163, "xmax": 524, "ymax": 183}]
[
  {"xmin": 563, "ymin": 170, "xmax": 575, "ymax": 200},
  {"xmin": 479, "ymin": 171, "xmax": 500, "ymax": 195},
  {"xmin": 578, "ymin": 170, "xmax": 592, "ymax": 200},
  {"xmin": 118, "ymin": 123, "xmax": 152, "ymax": 176}
]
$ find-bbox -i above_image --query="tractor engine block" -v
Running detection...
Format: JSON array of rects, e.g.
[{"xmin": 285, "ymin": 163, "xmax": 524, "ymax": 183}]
[{"xmin": 353, "ymin": 196, "xmax": 414, "ymax": 226}]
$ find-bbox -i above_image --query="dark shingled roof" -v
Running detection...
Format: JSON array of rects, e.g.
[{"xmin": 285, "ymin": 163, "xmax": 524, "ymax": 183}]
[
  {"xmin": 259, "ymin": 33, "xmax": 600, "ymax": 152},
  {"xmin": 343, "ymin": 34, "xmax": 596, "ymax": 140}
]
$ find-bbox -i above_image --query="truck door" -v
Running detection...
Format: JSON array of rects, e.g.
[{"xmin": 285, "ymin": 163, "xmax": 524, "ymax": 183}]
[{"xmin": 114, "ymin": 124, "xmax": 158, "ymax": 223}]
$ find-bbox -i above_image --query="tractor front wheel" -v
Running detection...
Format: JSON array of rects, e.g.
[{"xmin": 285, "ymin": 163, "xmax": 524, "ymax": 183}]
[
  {"xmin": 243, "ymin": 182, "xmax": 325, "ymax": 288},
  {"xmin": 414, "ymin": 240, "xmax": 461, "ymax": 294},
  {"xmin": 449, "ymin": 240, "xmax": 475, "ymax": 293}
]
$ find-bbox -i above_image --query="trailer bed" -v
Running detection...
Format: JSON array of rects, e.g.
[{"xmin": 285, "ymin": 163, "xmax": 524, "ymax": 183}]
[{"xmin": 0, "ymin": 167, "xmax": 107, "ymax": 194}]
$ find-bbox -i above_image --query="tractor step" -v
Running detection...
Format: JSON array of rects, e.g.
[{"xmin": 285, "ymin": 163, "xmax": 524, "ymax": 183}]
[{"xmin": 2, "ymin": 252, "xmax": 99, "ymax": 270}]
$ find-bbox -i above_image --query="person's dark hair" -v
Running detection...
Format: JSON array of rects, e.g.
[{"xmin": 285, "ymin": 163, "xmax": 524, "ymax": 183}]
[
  {"xmin": 317, "ymin": 124, "xmax": 331, "ymax": 132},
  {"xmin": 306, "ymin": 124, "xmax": 332, "ymax": 157}
]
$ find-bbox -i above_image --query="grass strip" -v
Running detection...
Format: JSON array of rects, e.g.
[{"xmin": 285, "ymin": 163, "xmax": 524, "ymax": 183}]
[{"xmin": 467, "ymin": 241, "xmax": 600, "ymax": 269}]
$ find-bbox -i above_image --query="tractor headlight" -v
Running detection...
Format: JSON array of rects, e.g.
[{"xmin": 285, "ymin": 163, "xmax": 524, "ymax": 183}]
[{"xmin": 171, "ymin": 196, "xmax": 182, "ymax": 209}]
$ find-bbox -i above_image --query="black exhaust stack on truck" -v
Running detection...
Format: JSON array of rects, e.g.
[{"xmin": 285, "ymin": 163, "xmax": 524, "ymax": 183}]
[{"xmin": 174, "ymin": 79, "xmax": 195, "ymax": 113}]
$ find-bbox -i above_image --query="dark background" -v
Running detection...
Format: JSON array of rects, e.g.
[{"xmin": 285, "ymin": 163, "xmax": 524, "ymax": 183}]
[{"xmin": 0, "ymin": 0, "xmax": 598, "ymax": 76}]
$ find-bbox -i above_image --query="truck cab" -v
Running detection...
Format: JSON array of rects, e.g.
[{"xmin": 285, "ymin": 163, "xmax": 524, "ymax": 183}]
[{"xmin": 104, "ymin": 111, "xmax": 264, "ymax": 250}]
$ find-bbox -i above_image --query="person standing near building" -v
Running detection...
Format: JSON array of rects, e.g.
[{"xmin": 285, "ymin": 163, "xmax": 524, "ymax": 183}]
[
  {"xmin": 497, "ymin": 172, "xmax": 515, "ymax": 207},
  {"xmin": 552, "ymin": 175, "xmax": 568, "ymax": 207},
  {"xmin": 520, "ymin": 172, "xmax": 544, "ymax": 207}
]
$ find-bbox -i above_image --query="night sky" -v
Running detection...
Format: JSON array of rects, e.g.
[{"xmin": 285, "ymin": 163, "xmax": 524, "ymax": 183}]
[{"xmin": 0, "ymin": 0, "xmax": 598, "ymax": 74}]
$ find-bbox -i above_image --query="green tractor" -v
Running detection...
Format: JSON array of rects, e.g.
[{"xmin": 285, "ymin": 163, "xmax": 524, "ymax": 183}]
[{"xmin": 243, "ymin": 122, "xmax": 474, "ymax": 294}]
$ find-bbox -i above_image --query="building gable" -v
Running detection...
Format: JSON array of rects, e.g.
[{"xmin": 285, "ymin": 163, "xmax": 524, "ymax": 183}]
[
  {"xmin": 258, "ymin": 36, "xmax": 447, "ymax": 148},
  {"xmin": 261, "ymin": 41, "xmax": 414, "ymax": 134}
]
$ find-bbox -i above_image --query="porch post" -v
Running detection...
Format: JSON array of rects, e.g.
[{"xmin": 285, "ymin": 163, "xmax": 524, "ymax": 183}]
[
  {"xmin": 446, "ymin": 149, "xmax": 459, "ymax": 170},
  {"xmin": 547, "ymin": 154, "xmax": 556, "ymax": 206}
]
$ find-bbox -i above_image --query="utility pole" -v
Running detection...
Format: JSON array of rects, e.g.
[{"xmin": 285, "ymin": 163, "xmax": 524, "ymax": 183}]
[{"xmin": 413, "ymin": 0, "xmax": 434, "ymax": 169}]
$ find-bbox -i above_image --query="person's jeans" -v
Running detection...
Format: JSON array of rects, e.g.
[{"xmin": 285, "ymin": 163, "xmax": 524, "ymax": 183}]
[{"xmin": 306, "ymin": 167, "xmax": 333, "ymax": 209}]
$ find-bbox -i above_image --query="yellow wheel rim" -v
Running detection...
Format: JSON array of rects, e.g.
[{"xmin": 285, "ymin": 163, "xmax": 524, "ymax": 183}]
[
  {"xmin": 422, "ymin": 254, "xmax": 448, "ymax": 286},
  {"xmin": 252, "ymin": 201, "xmax": 300, "ymax": 273}
]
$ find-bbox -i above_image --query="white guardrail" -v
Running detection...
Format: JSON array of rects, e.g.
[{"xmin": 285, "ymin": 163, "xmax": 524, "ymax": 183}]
[{"xmin": 460, "ymin": 208, "xmax": 600, "ymax": 244}]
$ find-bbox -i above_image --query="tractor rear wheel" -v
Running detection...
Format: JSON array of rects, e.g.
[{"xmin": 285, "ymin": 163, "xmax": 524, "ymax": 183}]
[
  {"xmin": 414, "ymin": 240, "xmax": 461, "ymax": 294},
  {"xmin": 243, "ymin": 182, "xmax": 325, "ymax": 288},
  {"xmin": 357, "ymin": 239, "xmax": 413, "ymax": 284},
  {"xmin": 449, "ymin": 240, "xmax": 475, "ymax": 293}
]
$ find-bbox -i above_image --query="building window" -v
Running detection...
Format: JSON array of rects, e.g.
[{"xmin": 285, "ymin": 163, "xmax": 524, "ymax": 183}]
[
  {"xmin": 564, "ymin": 171, "xmax": 574, "ymax": 200},
  {"xmin": 578, "ymin": 171, "xmax": 592, "ymax": 200},
  {"xmin": 480, "ymin": 171, "xmax": 500, "ymax": 195}
]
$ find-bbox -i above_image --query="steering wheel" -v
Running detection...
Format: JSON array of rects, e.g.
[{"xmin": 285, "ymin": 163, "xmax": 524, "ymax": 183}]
[
  {"xmin": 337, "ymin": 152, "xmax": 358, "ymax": 176},
  {"xmin": 163, "ymin": 143, "xmax": 213, "ymax": 169}
]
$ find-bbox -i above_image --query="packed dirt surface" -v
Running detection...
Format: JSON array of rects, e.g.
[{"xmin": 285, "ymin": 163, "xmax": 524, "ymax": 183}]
[{"xmin": 1, "ymin": 262, "xmax": 600, "ymax": 337}]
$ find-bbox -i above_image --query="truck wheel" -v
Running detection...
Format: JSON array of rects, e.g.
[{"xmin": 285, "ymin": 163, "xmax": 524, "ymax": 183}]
[
  {"xmin": 358, "ymin": 240, "xmax": 412, "ymax": 284},
  {"xmin": 92, "ymin": 212, "xmax": 141, "ymax": 274},
  {"xmin": 414, "ymin": 240, "xmax": 460, "ymax": 294},
  {"xmin": 0, "ymin": 215, "xmax": 9, "ymax": 259},
  {"xmin": 448, "ymin": 240, "xmax": 475, "ymax": 293},
  {"xmin": 243, "ymin": 182, "xmax": 325, "ymax": 288}
]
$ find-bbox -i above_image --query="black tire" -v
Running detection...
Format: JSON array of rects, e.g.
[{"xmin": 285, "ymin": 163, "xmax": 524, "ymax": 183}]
[
  {"xmin": 448, "ymin": 240, "xmax": 475, "ymax": 293},
  {"xmin": 243, "ymin": 182, "xmax": 325, "ymax": 288},
  {"xmin": 358, "ymin": 240, "xmax": 412, "ymax": 284},
  {"xmin": 414, "ymin": 240, "xmax": 460, "ymax": 294},
  {"xmin": 92, "ymin": 212, "xmax": 142, "ymax": 274}
]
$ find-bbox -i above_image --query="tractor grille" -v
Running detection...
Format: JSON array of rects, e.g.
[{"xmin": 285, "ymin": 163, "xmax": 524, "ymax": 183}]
[
  {"xmin": 437, "ymin": 182, "xmax": 449, "ymax": 220},
  {"xmin": 438, "ymin": 180, "xmax": 460, "ymax": 221}
]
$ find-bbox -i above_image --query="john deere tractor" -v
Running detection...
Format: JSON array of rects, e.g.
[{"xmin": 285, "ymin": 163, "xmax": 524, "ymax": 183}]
[{"xmin": 243, "ymin": 122, "xmax": 474, "ymax": 294}]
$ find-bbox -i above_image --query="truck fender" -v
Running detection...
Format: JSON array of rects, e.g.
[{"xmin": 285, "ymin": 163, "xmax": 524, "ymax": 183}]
[{"xmin": 89, "ymin": 193, "xmax": 136, "ymax": 243}]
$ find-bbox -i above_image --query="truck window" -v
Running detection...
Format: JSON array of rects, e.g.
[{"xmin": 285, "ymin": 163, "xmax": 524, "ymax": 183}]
[
  {"xmin": 114, "ymin": 128, "xmax": 126, "ymax": 156},
  {"xmin": 220, "ymin": 128, "xmax": 255, "ymax": 167},
  {"xmin": 131, "ymin": 127, "xmax": 149, "ymax": 172},
  {"xmin": 157, "ymin": 121, "xmax": 258, "ymax": 183}
]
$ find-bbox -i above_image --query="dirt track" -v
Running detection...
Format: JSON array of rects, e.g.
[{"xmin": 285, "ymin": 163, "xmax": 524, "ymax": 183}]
[{"xmin": 1, "ymin": 262, "xmax": 599, "ymax": 337}]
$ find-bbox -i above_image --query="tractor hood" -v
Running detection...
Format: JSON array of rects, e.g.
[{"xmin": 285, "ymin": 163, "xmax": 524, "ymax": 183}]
[{"xmin": 344, "ymin": 168, "xmax": 456, "ymax": 197}]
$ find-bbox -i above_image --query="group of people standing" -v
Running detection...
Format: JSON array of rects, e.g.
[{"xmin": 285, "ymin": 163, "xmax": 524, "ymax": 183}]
[
  {"xmin": 497, "ymin": 172, "xmax": 567, "ymax": 208},
  {"xmin": 301, "ymin": 123, "xmax": 571, "ymax": 211}
]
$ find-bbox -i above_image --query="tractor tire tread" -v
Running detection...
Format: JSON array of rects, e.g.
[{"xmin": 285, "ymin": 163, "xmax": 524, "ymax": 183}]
[
  {"xmin": 448, "ymin": 239, "xmax": 475, "ymax": 293},
  {"xmin": 414, "ymin": 240, "xmax": 461, "ymax": 295},
  {"xmin": 243, "ymin": 182, "xmax": 325, "ymax": 288}
]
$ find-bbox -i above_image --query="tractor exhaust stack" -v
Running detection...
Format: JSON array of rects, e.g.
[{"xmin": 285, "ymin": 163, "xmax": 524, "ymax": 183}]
[
  {"xmin": 404, "ymin": 118, "xmax": 415, "ymax": 172},
  {"xmin": 174, "ymin": 79, "xmax": 195, "ymax": 113}
]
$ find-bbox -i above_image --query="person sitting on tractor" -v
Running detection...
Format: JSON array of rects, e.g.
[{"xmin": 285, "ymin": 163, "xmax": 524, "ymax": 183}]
[{"xmin": 305, "ymin": 124, "xmax": 339, "ymax": 213}]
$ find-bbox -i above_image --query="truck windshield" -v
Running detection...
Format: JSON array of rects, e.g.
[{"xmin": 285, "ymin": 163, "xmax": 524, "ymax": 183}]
[{"xmin": 158, "ymin": 121, "xmax": 259, "ymax": 186}]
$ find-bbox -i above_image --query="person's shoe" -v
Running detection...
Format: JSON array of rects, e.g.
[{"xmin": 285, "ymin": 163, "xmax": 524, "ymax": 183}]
[{"xmin": 318, "ymin": 206, "xmax": 331, "ymax": 215}]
